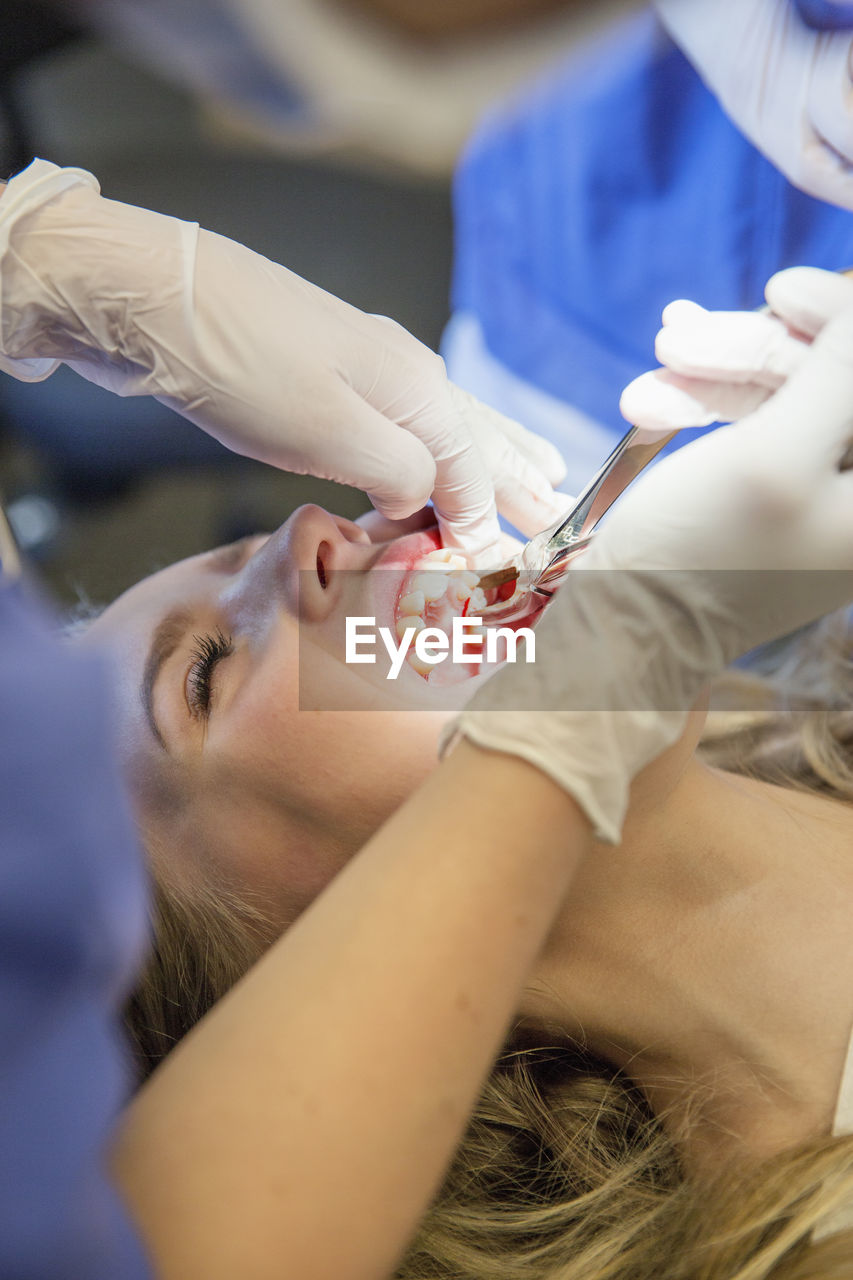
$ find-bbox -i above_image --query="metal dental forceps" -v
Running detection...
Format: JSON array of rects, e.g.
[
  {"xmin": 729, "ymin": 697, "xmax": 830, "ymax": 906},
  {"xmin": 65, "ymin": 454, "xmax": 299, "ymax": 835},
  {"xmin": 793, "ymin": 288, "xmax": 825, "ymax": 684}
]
[{"xmin": 476, "ymin": 424, "xmax": 678, "ymax": 624}]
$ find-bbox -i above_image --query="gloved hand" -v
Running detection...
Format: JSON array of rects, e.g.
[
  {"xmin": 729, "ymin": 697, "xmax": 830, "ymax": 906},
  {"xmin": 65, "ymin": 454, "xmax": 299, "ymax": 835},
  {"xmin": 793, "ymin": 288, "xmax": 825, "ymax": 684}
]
[
  {"xmin": 654, "ymin": 0, "xmax": 853, "ymax": 208},
  {"xmin": 619, "ymin": 267, "xmax": 853, "ymax": 431},
  {"xmin": 446, "ymin": 302, "xmax": 853, "ymax": 841},
  {"xmin": 0, "ymin": 161, "xmax": 569, "ymax": 567}
]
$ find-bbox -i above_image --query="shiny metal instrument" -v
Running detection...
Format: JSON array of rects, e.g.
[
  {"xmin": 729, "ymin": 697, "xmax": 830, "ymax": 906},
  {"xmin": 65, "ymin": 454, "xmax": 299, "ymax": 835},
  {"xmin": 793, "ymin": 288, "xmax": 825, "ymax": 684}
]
[
  {"xmin": 479, "ymin": 264, "xmax": 853, "ymax": 624},
  {"xmin": 477, "ymin": 424, "xmax": 678, "ymax": 623}
]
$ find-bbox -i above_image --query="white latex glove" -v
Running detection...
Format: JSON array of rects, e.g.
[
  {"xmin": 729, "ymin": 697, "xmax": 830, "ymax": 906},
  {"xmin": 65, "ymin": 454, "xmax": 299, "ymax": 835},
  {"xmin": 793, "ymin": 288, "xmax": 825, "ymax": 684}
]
[
  {"xmin": 446, "ymin": 303, "xmax": 853, "ymax": 841},
  {"xmin": 620, "ymin": 268, "xmax": 853, "ymax": 431},
  {"xmin": 655, "ymin": 0, "xmax": 853, "ymax": 208},
  {"xmin": 0, "ymin": 160, "xmax": 569, "ymax": 567}
]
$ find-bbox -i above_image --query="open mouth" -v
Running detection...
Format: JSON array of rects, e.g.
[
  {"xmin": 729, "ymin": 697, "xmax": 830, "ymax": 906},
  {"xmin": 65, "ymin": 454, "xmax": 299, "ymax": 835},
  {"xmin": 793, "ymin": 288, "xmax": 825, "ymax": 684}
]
[
  {"xmin": 362, "ymin": 526, "xmax": 547, "ymax": 688},
  {"xmin": 387, "ymin": 543, "xmax": 542, "ymax": 686},
  {"xmin": 394, "ymin": 548, "xmax": 485, "ymax": 681}
]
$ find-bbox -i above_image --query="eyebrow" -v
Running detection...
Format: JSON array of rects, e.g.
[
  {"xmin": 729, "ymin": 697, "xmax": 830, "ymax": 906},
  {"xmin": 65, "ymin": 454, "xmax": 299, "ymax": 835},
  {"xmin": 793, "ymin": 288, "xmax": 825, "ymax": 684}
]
[{"xmin": 140, "ymin": 538, "xmax": 258, "ymax": 750}]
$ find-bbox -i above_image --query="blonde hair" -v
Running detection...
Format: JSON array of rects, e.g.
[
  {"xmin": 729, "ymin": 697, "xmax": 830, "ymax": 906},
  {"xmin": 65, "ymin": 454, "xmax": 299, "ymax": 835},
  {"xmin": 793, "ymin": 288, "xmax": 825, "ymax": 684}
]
[
  {"xmin": 124, "ymin": 872, "xmax": 275, "ymax": 1079},
  {"xmin": 124, "ymin": 614, "xmax": 853, "ymax": 1278},
  {"xmin": 399, "ymin": 1049, "xmax": 853, "ymax": 1280}
]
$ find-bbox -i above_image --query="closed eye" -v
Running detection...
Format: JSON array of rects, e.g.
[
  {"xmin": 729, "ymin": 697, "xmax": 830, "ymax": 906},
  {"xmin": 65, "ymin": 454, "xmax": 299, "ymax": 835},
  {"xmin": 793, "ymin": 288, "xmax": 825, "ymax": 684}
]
[{"xmin": 186, "ymin": 628, "xmax": 233, "ymax": 719}]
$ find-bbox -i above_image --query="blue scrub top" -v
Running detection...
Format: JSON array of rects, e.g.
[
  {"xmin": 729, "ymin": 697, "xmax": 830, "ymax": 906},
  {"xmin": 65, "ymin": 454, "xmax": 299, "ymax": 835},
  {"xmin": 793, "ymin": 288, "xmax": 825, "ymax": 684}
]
[
  {"xmin": 0, "ymin": 579, "xmax": 152, "ymax": 1279},
  {"xmin": 452, "ymin": 8, "xmax": 853, "ymax": 447}
]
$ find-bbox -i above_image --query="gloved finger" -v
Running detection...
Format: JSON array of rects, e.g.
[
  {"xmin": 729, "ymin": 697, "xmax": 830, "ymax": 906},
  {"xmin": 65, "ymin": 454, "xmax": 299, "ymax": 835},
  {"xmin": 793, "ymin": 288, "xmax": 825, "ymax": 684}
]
[
  {"xmin": 446, "ymin": 386, "xmax": 570, "ymax": 539},
  {"xmin": 655, "ymin": 308, "xmax": 807, "ymax": 388},
  {"xmin": 376, "ymin": 379, "xmax": 505, "ymax": 564},
  {"xmin": 317, "ymin": 390, "xmax": 438, "ymax": 520},
  {"xmin": 448, "ymin": 386, "xmax": 572, "ymax": 533},
  {"xmin": 742, "ymin": 302, "xmax": 853, "ymax": 475},
  {"xmin": 350, "ymin": 326, "xmax": 506, "ymax": 560},
  {"xmin": 449, "ymin": 383, "xmax": 568, "ymax": 486},
  {"xmin": 366, "ymin": 312, "xmax": 415, "ymax": 342},
  {"xmin": 354, "ymin": 505, "xmax": 437, "ymax": 541},
  {"xmin": 620, "ymin": 368, "xmax": 771, "ymax": 431},
  {"xmin": 430, "ymin": 440, "xmax": 503, "ymax": 567},
  {"xmin": 493, "ymin": 467, "xmax": 574, "ymax": 538},
  {"xmin": 492, "ymin": 417, "xmax": 568, "ymax": 488},
  {"xmin": 765, "ymin": 265, "xmax": 853, "ymax": 338},
  {"xmin": 660, "ymin": 298, "xmax": 708, "ymax": 327},
  {"xmin": 356, "ymin": 314, "xmax": 510, "ymax": 550}
]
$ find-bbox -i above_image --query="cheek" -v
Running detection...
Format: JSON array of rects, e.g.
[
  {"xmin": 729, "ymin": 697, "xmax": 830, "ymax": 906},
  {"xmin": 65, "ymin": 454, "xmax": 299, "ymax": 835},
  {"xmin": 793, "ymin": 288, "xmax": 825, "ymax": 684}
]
[
  {"xmin": 254, "ymin": 707, "xmax": 446, "ymax": 842},
  {"xmin": 198, "ymin": 705, "xmax": 446, "ymax": 922},
  {"xmin": 229, "ymin": 645, "xmax": 447, "ymax": 832},
  {"xmin": 320, "ymin": 710, "xmax": 446, "ymax": 831},
  {"xmin": 173, "ymin": 788, "xmax": 337, "ymax": 928}
]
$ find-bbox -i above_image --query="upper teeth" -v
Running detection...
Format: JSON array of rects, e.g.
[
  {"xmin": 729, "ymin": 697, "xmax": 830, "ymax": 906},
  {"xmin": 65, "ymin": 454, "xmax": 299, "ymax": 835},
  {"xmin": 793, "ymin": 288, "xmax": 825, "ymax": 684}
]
[
  {"xmin": 411, "ymin": 572, "xmax": 449, "ymax": 602},
  {"xmin": 419, "ymin": 549, "xmax": 468, "ymax": 570}
]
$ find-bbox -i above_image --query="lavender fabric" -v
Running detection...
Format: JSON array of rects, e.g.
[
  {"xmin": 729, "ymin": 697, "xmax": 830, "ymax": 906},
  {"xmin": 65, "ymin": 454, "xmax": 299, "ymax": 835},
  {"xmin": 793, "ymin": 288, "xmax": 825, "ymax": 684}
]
[{"xmin": 0, "ymin": 578, "xmax": 151, "ymax": 1279}]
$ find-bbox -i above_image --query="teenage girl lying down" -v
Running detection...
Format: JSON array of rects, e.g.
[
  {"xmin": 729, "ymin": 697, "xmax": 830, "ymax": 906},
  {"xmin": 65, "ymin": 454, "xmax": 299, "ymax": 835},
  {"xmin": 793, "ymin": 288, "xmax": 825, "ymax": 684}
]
[
  {"xmin": 77, "ymin": 333, "xmax": 853, "ymax": 1279},
  {"xmin": 5, "ymin": 163, "xmax": 853, "ymax": 1280}
]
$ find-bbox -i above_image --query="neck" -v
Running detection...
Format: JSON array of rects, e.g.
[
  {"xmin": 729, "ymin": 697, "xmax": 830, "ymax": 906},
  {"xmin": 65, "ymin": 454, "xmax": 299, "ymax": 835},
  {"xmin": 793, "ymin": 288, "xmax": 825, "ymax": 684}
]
[{"xmin": 520, "ymin": 757, "xmax": 853, "ymax": 1172}]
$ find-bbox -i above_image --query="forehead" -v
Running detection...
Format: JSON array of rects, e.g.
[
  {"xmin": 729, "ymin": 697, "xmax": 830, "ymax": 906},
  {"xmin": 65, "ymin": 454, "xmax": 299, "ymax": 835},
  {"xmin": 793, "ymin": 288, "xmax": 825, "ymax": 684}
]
[{"xmin": 83, "ymin": 539, "xmax": 255, "ymax": 654}]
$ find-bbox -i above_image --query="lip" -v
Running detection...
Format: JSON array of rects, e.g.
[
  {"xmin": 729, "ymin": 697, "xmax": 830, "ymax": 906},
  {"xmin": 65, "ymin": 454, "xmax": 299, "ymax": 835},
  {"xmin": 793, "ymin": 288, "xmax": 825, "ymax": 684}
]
[{"xmin": 367, "ymin": 526, "xmax": 443, "ymax": 637}]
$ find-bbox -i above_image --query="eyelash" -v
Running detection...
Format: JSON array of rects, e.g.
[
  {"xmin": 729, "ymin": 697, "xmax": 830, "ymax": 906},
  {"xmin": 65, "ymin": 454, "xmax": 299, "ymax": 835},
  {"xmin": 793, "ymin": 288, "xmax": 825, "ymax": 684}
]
[{"xmin": 187, "ymin": 628, "xmax": 233, "ymax": 718}]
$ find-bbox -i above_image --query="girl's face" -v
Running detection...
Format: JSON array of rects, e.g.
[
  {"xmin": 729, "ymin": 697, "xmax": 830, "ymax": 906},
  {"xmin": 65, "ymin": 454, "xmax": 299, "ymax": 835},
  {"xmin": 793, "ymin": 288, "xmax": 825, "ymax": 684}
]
[{"xmin": 81, "ymin": 505, "xmax": 532, "ymax": 926}]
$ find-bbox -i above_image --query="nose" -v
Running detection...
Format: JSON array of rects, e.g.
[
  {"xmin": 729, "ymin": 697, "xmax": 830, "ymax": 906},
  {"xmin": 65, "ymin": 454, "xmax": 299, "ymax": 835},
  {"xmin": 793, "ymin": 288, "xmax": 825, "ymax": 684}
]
[{"xmin": 230, "ymin": 504, "xmax": 371, "ymax": 623}]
